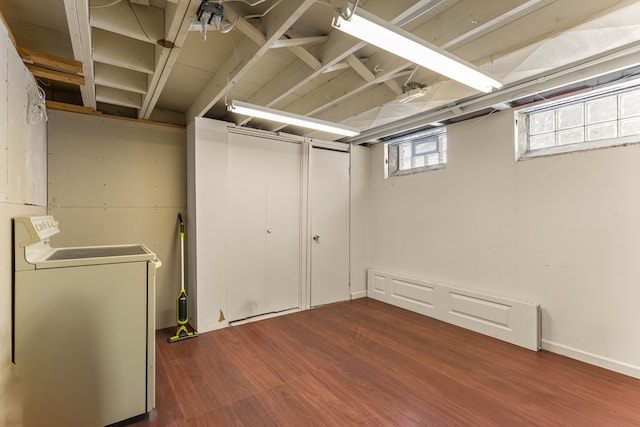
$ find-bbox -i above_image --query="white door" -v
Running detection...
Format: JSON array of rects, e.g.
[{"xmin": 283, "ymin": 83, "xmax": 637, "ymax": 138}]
[
  {"xmin": 310, "ymin": 147, "xmax": 350, "ymax": 307},
  {"xmin": 228, "ymin": 133, "xmax": 300, "ymax": 321},
  {"xmin": 265, "ymin": 140, "xmax": 301, "ymax": 313}
]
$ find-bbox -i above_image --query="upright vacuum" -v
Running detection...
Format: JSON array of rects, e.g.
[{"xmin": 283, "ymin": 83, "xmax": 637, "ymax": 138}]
[{"xmin": 168, "ymin": 213, "xmax": 198, "ymax": 343}]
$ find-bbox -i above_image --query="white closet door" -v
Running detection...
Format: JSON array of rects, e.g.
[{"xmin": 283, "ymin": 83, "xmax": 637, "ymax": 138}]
[
  {"xmin": 228, "ymin": 133, "xmax": 301, "ymax": 321},
  {"xmin": 266, "ymin": 140, "xmax": 301, "ymax": 312},
  {"xmin": 228, "ymin": 135, "xmax": 268, "ymax": 321},
  {"xmin": 310, "ymin": 147, "xmax": 350, "ymax": 307}
]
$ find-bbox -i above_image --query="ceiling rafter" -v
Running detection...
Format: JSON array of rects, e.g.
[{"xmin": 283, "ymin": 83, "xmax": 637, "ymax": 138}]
[
  {"xmin": 140, "ymin": 0, "xmax": 201, "ymax": 119},
  {"xmin": 186, "ymin": 0, "xmax": 316, "ymax": 122},
  {"xmin": 269, "ymin": 0, "xmax": 553, "ymax": 132},
  {"xmin": 241, "ymin": 0, "xmax": 445, "ymax": 118},
  {"xmin": 64, "ymin": 0, "xmax": 96, "ymax": 109}
]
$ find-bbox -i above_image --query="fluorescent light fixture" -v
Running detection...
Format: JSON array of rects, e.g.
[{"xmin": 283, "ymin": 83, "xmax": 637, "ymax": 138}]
[
  {"xmin": 332, "ymin": 8, "xmax": 503, "ymax": 93},
  {"xmin": 227, "ymin": 100, "xmax": 360, "ymax": 137}
]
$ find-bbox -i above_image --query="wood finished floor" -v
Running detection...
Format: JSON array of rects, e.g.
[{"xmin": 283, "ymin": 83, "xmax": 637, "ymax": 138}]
[{"xmin": 131, "ymin": 298, "xmax": 640, "ymax": 426}]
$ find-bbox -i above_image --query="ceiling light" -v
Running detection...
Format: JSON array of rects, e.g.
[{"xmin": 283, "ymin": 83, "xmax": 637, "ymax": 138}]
[
  {"xmin": 227, "ymin": 100, "xmax": 360, "ymax": 137},
  {"xmin": 332, "ymin": 8, "xmax": 503, "ymax": 93}
]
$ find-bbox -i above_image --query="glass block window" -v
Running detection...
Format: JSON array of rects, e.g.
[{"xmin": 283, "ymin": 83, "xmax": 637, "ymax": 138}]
[
  {"xmin": 517, "ymin": 84, "xmax": 640, "ymax": 158},
  {"xmin": 385, "ymin": 128, "xmax": 447, "ymax": 177}
]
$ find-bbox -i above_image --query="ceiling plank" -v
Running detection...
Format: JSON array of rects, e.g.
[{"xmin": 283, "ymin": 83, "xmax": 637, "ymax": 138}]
[
  {"xmin": 96, "ymin": 85, "xmax": 143, "ymax": 109},
  {"xmin": 18, "ymin": 47, "xmax": 83, "ymax": 75},
  {"xmin": 95, "ymin": 62, "xmax": 148, "ymax": 94},
  {"xmin": 26, "ymin": 64, "xmax": 85, "ymax": 86},
  {"xmin": 93, "ymin": 29, "xmax": 155, "ymax": 74},
  {"xmin": 0, "ymin": 9, "xmax": 17, "ymax": 47},
  {"xmin": 90, "ymin": 0, "xmax": 164, "ymax": 44},
  {"xmin": 186, "ymin": 0, "xmax": 316, "ymax": 122}
]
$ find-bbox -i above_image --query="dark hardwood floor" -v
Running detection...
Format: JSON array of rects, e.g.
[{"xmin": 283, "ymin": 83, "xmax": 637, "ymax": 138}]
[{"xmin": 131, "ymin": 298, "xmax": 640, "ymax": 426}]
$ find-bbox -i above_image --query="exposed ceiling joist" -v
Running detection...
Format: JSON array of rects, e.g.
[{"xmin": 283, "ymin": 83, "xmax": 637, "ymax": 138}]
[
  {"xmin": 64, "ymin": 0, "xmax": 96, "ymax": 109},
  {"xmin": 186, "ymin": 0, "xmax": 316, "ymax": 122},
  {"xmin": 272, "ymin": 36, "xmax": 328, "ymax": 49},
  {"xmin": 347, "ymin": 40, "xmax": 640, "ymax": 144},
  {"xmin": 139, "ymin": 0, "xmax": 201, "ymax": 119},
  {"xmin": 5, "ymin": 0, "xmax": 638, "ymax": 139}
]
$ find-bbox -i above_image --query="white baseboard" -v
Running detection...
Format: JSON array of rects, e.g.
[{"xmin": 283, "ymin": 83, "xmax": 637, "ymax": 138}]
[
  {"xmin": 367, "ymin": 269, "xmax": 540, "ymax": 351},
  {"xmin": 351, "ymin": 290, "xmax": 367, "ymax": 300},
  {"xmin": 541, "ymin": 339, "xmax": 640, "ymax": 379}
]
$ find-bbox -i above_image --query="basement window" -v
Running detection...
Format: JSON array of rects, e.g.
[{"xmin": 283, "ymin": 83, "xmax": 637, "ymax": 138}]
[
  {"xmin": 385, "ymin": 127, "xmax": 447, "ymax": 178},
  {"xmin": 516, "ymin": 82, "xmax": 640, "ymax": 159}
]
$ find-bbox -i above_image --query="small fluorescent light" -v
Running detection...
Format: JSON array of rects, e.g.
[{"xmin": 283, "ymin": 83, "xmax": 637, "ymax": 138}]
[
  {"xmin": 332, "ymin": 8, "xmax": 502, "ymax": 93},
  {"xmin": 227, "ymin": 100, "xmax": 360, "ymax": 137}
]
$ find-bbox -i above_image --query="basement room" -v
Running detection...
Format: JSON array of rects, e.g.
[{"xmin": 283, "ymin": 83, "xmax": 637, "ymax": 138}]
[{"xmin": 1, "ymin": 0, "xmax": 640, "ymax": 426}]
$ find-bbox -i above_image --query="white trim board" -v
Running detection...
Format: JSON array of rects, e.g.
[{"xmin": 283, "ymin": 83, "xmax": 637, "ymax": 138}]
[
  {"xmin": 541, "ymin": 340, "xmax": 640, "ymax": 380},
  {"xmin": 367, "ymin": 269, "xmax": 540, "ymax": 351},
  {"xmin": 351, "ymin": 290, "xmax": 367, "ymax": 300}
]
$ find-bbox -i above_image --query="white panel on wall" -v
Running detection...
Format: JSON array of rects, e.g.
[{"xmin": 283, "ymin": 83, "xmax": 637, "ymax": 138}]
[
  {"xmin": 0, "ymin": 32, "xmax": 8, "ymax": 202},
  {"xmin": 349, "ymin": 145, "xmax": 369, "ymax": 299},
  {"xmin": 187, "ymin": 118, "xmax": 229, "ymax": 333},
  {"xmin": 47, "ymin": 111, "xmax": 186, "ymax": 329},
  {"xmin": 366, "ymin": 109, "xmax": 640, "ymax": 378},
  {"xmin": 368, "ymin": 269, "xmax": 540, "ymax": 351},
  {"xmin": 0, "ymin": 20, "xmax": 48, "ymax": 425},
  {"xmin": 5, "ymin": 41, "xmax": 46, "ymax": 206}
]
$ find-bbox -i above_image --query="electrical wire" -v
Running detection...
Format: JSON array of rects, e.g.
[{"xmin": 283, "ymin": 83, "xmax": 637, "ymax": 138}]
[
  {"xmin": 89, "ymin": 0, "xmax": 122, "ymax": 9},
  {"xmin": 244, "ymin": 0, "xmax": 282, "ymax": 19},
  {"xmin": 342, "ymin": 0, "xmax": 360, "ymax": 20},
  {"xmin": 128, "ymin": 1, "xmax": 151, "ymax": 41},
  {"xmin": 28, "ymin": 85, "xmax": 48, "ymax": 125}
]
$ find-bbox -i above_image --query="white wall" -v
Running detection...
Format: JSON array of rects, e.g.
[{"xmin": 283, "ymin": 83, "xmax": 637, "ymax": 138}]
[
  {"xmin": 366, "ymin": 110, "xmax": 640, "ymax": 378},
  {"xmin": 0, "ymin": 21, "xmax": 47, "ymax": 426},
  {"xmin": 349, "ymin": 145, "xmax": 370, "ymax": 298},
  {"xmin": 47, "ymin": 110, "xmax": 187, "ymax": 329}
]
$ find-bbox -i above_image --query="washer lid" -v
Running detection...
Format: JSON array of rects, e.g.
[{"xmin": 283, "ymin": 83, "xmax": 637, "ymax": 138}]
[
  {"xmin": 46, "ymin": 245, "xmax": 148, "ymax": 260},
  {"xmin": 35, "ymin": 244, "xmax": 157, "ymax": 269}
]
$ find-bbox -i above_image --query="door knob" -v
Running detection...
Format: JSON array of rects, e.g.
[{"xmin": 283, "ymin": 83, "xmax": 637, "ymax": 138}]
[
  {"xmin": 267, "ymin": 227, "xmax": 272, "ymax": 234},
  {"xmin": 313, "ymin": 235, "xmax": 320, "ymax": 242}
]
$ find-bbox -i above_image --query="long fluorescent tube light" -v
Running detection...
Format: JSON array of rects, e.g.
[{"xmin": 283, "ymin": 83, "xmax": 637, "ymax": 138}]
[
  {"xmin": 227, "ymin": 100, "xmax": 360, "ymax": 137},
  {"xmin": 332, "ymin": 8, "xmax": 503, "ymax": 93}
]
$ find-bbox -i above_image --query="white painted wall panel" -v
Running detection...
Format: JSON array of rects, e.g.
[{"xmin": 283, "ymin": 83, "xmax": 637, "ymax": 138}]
[
  {"xmin": 0, "ymin": 32, "xmax": 8, "ymax": 202},
  {"xmin": 349, "ymin": 145, "xmax": 369, "ymax": 299},
  {"xmin": 367, "ymin": 110, "xmax": 640, "ymax": 378},
  {"xmin": 0, "ymin": 20, "xmax": 48, "ymax": 426},
  {"xmin": 368, "ymin": 270, "xmax": 540, "ymax": 351},
  {"xmin": 47, "ymin": 111, "xmax": 186, "ymax": 329},
  {"xmin": 187, "ymin": 118, "xmax": 229, "ymax": 332}
]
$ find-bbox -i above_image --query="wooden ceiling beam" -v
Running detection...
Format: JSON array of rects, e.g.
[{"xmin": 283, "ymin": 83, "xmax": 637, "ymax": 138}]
[
  {"xmin": 18, "ymin": 47, "xmax": 83, "ymax": 75},
  {"xmin": 26, "ymin": 64, "xmax": 85, "ymax": 86}
]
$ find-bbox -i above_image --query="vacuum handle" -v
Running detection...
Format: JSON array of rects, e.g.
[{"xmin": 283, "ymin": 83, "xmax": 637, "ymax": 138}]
[{"xmin": 178, "ymin": 213, "xmax": 184, "ymax": 235}]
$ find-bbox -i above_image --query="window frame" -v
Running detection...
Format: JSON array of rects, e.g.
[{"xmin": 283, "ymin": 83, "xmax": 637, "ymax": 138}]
[
  {"xmin": 384, "ymin": 127, "xmax": 447, "ymax": 178},
  {"xmin": 516, "ymin": 80, "xmax": 640, "ymax": 160}
]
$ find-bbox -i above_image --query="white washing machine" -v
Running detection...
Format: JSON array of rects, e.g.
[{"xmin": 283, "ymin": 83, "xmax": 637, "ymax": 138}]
[{"xmin": 12, "ymin": 215, "xmax": 161, "ymax": 427}]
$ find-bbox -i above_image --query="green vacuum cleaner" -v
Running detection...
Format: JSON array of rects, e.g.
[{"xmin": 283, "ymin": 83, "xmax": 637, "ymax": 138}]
[{"xmin": 168, "ymin": 213, "xmax": 198, "ymax": 343}]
